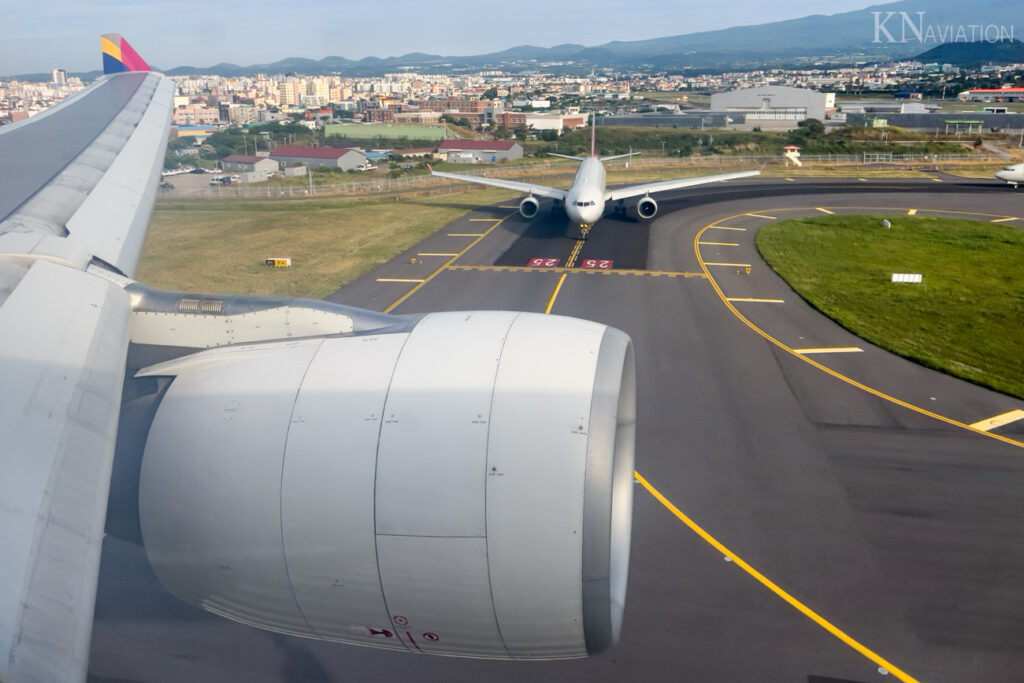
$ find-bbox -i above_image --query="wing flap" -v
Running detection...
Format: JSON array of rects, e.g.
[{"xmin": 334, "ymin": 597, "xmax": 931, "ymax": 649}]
[
  {"xmin": 605, "ymin": 170, "xmax": 760, "ymax": 202},
  {"xmin": 0, "ymin": 260, "xmax": 131, "ymax": 683}
]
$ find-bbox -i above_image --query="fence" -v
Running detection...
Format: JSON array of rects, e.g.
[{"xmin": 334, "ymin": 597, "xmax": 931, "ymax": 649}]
[{"xmin": 160, "ymin": 152, "xmax": 1010, "ymax": 200}]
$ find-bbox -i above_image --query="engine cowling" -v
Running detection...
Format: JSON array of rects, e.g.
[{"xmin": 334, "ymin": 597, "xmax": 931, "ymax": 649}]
[
  {"xmin": 636, "ymin": 196, "xmax": 658, "ymax": 219},
  {"xmin": 519, "ymin": 196, "xmax": 540, "ymax": 219},
  {"xmin": 137, "ymin": 311, "xmax": 635, "ymax": 660}
]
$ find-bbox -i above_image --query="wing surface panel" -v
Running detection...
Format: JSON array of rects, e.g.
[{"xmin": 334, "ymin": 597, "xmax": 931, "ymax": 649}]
[
  {"xmin": 0, "ymin": 260, "xmax": 132, "ymax": 683},
  {"xmin": 0, "ymin": 74, "xmax": 147, "ymax": 224},
  {"xmin": 604, "ymin": 170, "xmax": 760, "ymax": 201}
]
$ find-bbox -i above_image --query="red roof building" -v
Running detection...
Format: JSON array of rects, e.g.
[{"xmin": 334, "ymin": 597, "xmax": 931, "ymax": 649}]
[
  {"xmin": 436, "ymin": 139, "xmax": 523, "ymax": 163},
  {"xmin": 269, "ymin": 145, "xmax": 367, "ymax": 170}
]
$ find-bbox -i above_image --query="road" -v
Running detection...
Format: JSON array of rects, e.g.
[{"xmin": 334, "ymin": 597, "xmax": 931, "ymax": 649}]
[{"xmin": 90, "ymin": 175, "xmax": 1024, "ymax": 683}]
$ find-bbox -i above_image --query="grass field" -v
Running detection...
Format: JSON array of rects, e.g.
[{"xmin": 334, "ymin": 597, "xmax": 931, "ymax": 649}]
[
  {"xmin": 756, "ymin": 215, "xmax": 1024, "ymax": 399},
  {"xmin": 138, "ymin": 187, "xmax": 514, "ymax": 299}
]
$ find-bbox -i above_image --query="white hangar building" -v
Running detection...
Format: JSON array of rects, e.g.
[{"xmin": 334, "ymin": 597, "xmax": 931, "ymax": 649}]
[{"xmin": 711, "ymin": 86, "xmax": 836, "ymax": 123}]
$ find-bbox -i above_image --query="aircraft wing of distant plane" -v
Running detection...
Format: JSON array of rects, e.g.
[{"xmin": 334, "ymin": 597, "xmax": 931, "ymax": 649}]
[
  {"xmin": 604, "ymin": 169, "xmax": 761, "ymax": 201},
  {"xmin": 0, "ymin": 35, "xmax": 172, "ymax": 683},
  {"xmin": 427, "ymin": 167, "xmax": 568, "ymax": 200}
]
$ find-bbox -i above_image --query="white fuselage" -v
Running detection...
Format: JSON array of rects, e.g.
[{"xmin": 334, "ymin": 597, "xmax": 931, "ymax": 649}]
[
  {"xmin": 995, "ymin": 163, "xmax": 1024, "ymax": 187},
  {"xmin": 565, "ymin": 157, "xmax": 607, "ymax": 226}
]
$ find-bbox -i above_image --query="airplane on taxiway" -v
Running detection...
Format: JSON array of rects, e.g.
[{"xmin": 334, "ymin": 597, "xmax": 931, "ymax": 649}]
[
  {"xmin": 995, "ymin": 162, "xmax": 1024, "ymax": 187},
  {"xmin": 429, "ymin": 119, "xmax": 759, "ymax": 228}
]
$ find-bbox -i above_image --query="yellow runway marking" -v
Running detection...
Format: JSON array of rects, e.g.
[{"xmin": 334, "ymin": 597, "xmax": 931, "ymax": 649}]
[
  {"xmin": 932, "ymin": 177, "xmax": 943, "ymax": 182},
  {"xmin": 991, "ymin": 217, "xmax": 1019, "ymax": 223},
  {"xmin": 447, "ymin": 233, "xmax": 484, "ymax": 237},
  {"xmin": 907, "ymin": 209, "xmax": 918, "ymax": 216},
  {"xmin": 785, "ymin": 177, "xmax": 795, "ymax": 182},
  {"xmin": 794, "ymin": 347, "xmax": 864, "ymax": 355},
  {"xmin": 704, "ymin": 262, "xmax": 751, "ymax": 267},
  {"xmin": 970, "ymin": 409, "xmax": 1024, "ymax": 432},
  {"xmin": 698, "ymin": 241, "xmax": 739, "ymax": 246},
  {"xmin": 376, "ymin": 278, "xmax": 425, "ymax": 283},
  {"xmin": 384, "ymin": 216, "xmax": 511, "ymax": 313},
  {"xmin": 694, "ymin": 210, "xmax": 1024, "ymax": 451},
  {"xmin": 545, "ymin": 273, "xmax": 567, "ymax": 314},
  {"xmin": 815, "ymin": 207, "xmax": 834, "ymax": 214},
  {"xmin": 634, "ymin": 471, "xmax": 920, "ymax": 683},
  {"xmin": 858, "ymin": 178, "xmax": 868, "ymax": 182},
  {"xmin": 727, "ymin": 297, "xmax": 784, "ymax": 303},
  {"xmin": 708, "ymin": 226, "xmax": 747, "ymax": 231},
  {"xmin": 745, "ymin": 213, "xmax": 776, "ymax": 219}
]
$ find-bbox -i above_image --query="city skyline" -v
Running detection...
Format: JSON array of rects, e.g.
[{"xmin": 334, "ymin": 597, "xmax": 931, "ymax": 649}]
[{"xmin": 2, "ymin": 0, "xmax": 890, "ymax": 75}]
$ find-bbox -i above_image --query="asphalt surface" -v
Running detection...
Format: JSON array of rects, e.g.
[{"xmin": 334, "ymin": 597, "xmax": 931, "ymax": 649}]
[{"xmin": 91, "ymin": 175, "xmax": 1024, "ymax": 682}]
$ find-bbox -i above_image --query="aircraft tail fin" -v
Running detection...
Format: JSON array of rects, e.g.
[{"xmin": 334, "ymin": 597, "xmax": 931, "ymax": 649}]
[
  {"xmin": 102, "ymin": 34, "xmax": 151, "ymax": 74},
  {"xmin": 590, "ymin": 113, "xmax": 597, "ymax": 157}
]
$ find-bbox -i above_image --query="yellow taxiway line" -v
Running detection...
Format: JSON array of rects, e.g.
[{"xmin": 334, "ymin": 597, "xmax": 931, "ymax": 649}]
[
  {"xmin": 907, "ymin": 209, "xmax": 918, "ymax": 215},
  {"xmin": 707, "ymin": 225, "xmax": 747, "ymax": 231},
  {"xmin": 794, "ymin": 347, "xmax": 864, "ymax": 355},
  {"xmin": 726, "ymin": 297, "xmax": 784, "ymax": 303},
  {"xmin": 544, "ymin": 273, "xmax": 567, "ymax": 314},
  {"xmin": 698, "ymin": 241, "xmax": 739, "ymax": 247},
  {"xmin": 745, "ymin": 213, "xmax": 776, "ymax": 219},
  {"xmin": 704, "ymin": 262, "xmax": 751, "ymax": 267},
  {"xmin": 384, "ymin": 216, "xmax": 511, "ymax": 313},
  {"xmin": 376, "ymin": 278, "xmax": 424, "ymax": 283},
  {"xmin": 447, "ymin": 232, "xmax": 484, "ymax": 237},
  {"xmin": 991, "ymin": 216, "xmax": 1019, "ymax": 223},
  {"xmin": 969, "ymin": 409, "xmax": 1024, "ymax": 432},
  {"xmin": 815, "ymin": 207, "xmax": 834, "ymax": 214},
  {"xmin": 634, "ymin": 471, "xmax": 920, "ymax": 683}
]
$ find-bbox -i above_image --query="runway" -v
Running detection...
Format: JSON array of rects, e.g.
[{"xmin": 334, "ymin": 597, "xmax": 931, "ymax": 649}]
[{"xmin": 90, "ymin": 176, "xmax": 1024, "ymax": 682}]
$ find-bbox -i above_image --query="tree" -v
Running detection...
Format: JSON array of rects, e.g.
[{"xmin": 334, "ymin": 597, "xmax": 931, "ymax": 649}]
[
  {"xmin": 493, "ymin": 126, "xmax": 511, "ymax": 140},
  {"xmin": 480, "ymin": 87, "xmax": 498, "ymax": 100},
  {"xmin": 797, "ymin": 118, "xmax": 826, "ymax": 137},
  {"xmin": 456, "ymin": 117, "xmax": 471, "ymax": 128},
  {"xmin": 512, "ymin": 124, "xmax": 529, "ymax": 140},
  {"xmin": 539, "ymin": 129, "xmax": 558, "ymax": 142}
]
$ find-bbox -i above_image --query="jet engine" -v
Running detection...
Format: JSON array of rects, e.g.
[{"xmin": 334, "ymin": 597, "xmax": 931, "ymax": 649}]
[
  {"xmin": 137, "ymin": 311, "xmax": 636, "ymax": 660},
  {"xmin": 636, "ymin": 196, "xmax": 658, "ymax": 219},
  {"xmin": 519, "ymin": 196, "xmax": 540, "ymax": 219}
]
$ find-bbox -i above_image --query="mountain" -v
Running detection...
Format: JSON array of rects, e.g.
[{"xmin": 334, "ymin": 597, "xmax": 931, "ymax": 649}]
[
  {"xmin": 914, "ymin": 40, "xmax": 1024, "ymax": 65},
  {"xmin": 7, "ymin": 0, "xmax": 1021, "ymax": 80}
]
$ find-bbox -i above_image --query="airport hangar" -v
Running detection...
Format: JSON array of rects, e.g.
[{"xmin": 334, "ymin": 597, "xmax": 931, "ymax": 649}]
[
  {"xmin": 711, "ymin": 85, "xmax": 836, "ymax": 127},
  {"xmin": 93, "ymin": 174, "xmax": 1024, "ymax": 683}
]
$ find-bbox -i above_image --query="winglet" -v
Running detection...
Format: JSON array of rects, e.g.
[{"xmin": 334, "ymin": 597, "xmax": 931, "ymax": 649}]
[
  {"xmin": 102, "ymin": 34, "xmax": 151, "ymax": 74},
  {"xmin": 590, "ymin": 113, "xmax": 597, "ymax": 157}
]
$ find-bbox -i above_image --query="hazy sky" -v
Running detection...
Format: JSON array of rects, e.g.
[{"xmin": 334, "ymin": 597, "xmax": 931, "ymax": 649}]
[{"xmin": 1, "ymin": 0, "xmax": 893, "ymax": 75}]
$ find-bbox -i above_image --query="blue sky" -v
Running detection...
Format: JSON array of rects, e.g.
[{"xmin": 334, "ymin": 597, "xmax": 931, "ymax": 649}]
[{"xmin": 2, "ymin": 0, "xmax": 889, "ymax": 75}]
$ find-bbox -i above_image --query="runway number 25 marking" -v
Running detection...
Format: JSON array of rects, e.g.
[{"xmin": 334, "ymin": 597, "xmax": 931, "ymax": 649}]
[
  {"xmin": 528, "ymin": 257, "xmax": 561, "ymax": 267},
  {"xmin": 580, "ymin": 259, "xmax": 613, "ymax": 269}
]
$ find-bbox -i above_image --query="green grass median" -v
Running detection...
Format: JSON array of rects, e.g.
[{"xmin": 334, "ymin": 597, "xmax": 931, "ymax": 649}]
[{"xmin": 756, "ymin": 214, "xmax": 1024, "ymax": 399}]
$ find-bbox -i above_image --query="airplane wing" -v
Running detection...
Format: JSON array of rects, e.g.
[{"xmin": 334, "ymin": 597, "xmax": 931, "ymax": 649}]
[
  {"xmin": 429, "ymin": 167, "xmax": 567, "ymax": 200},
  {"xmin": 605, "ymin": 169, "xmax": 760, "ymax": 202},
  {"xmin": 0, "ymin": 35, "xmax": 172, "ymax": 683}
]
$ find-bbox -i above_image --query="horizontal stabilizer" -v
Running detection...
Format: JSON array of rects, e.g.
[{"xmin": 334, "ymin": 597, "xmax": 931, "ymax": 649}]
[{"xmin": 548, "ymin": 153, "xmax": 585, "ymax": 161}]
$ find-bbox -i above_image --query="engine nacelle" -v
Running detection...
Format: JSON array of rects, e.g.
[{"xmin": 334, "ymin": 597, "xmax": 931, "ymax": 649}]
[
  {"xmin": 138, "ymin": 311, "xmax": 635, "ymax": 660},
  {"xmin": 519, "ymin": 196, "xmax": 540, "ymax": 219},
  {"xmin": 636, "ymin": 196, "xmax": 658, "ymax": 219}
]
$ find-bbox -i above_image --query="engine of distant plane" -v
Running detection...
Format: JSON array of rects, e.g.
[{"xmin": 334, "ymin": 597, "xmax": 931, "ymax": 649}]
[
  {"xmin": 519, "ymin": 196, "xmax": 540, "ymax": 219},
  {"xmin": 636, "ymin": 196, "xmax": 658, "ymax": 219},
  {"xmin": 136, "ymin": 310, "xmax": 636, "ymax": 660}
]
